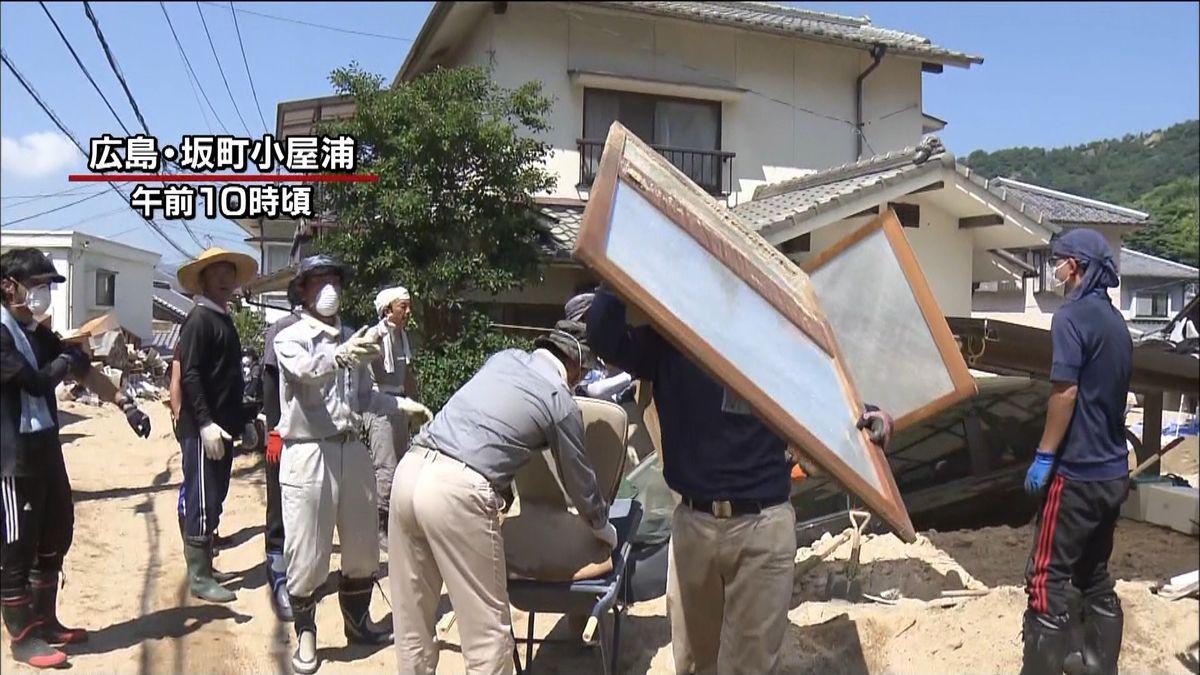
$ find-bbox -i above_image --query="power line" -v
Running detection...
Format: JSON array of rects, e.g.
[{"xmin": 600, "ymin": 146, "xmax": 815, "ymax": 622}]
[
  {"xmin": 39, "ymin": 2, "xmax": 133, "ymax": 137},
  {"xmin": 195, "ymin": 2, "xmax": 252, "ymax": 136},
  {"xmin": 230, "ymin": 1, "xmax": 270, "ymax": 134},
  {"xmin": 1, "ymin": 183, "xmax": 110, "ymax": 205},
  {"xmin": 82, "ymin": 1, "xmax": 151, "ymax": 136},
  {"xmin": 159, "ymin": 1, "xmax": 230, "ymax": 134},
  {"xmin": 0, "ymin": 189, "xmax": 114, "ymax": 228},
  {"xmin": 201, "ymin": 1, "xmax": 414, "ymax": 42},
  {"xmin": 1, "ymin": 47, "xmax": 193, "ymax": 257}
]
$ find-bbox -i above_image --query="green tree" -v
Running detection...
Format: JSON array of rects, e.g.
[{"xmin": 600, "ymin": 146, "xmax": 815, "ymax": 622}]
[
  {"xmin": 311, "ymin": 64, "xmax": 556, "ymax": 410},
  {"xmin": 1128, "ymin": 176, "xmax": 1200, "ymax": 267},
  {"xmin": 230, "ymin": 301, "xmax": 266, "ymax": 356}
]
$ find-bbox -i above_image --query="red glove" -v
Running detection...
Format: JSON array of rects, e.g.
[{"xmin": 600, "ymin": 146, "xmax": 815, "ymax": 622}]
[{"xmin": 266, "ymin": 431, "xmax": 283, "ymax": 465}]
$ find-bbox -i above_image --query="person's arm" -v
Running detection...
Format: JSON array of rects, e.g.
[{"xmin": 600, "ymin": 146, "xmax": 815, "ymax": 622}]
[
  {"xmin": 585, "ymin": 287, "xmax": 662, "ymax": 380},
  {"xmin": 275, "ymin": 331, "xmax": 340, "ymax": 386},
  {"xmin": 169, "ymin": 358, "xmax": 183, "ymax": 421},
  {"xmin": 177, "ymin": 316, "xmax": 218, "ymax": 428},
  {"xmin": 545, "ymin": 404, "xmax": 609, "ymax": 531},
  {"xmin": 0, "ymin": 326, "xmax": 78, "ymax": 396},
  {"xmin": 584, "ymin": 371, "xmax": 633, "ymax": 400},
  {"xmin": 1040, "ymin": 314, "xmax": 1083, "ymax": 454}
]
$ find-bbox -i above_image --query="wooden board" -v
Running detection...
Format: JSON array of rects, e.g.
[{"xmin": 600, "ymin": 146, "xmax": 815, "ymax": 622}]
[
  {"xmin": 574, "ymin": 122, "xmax": 915, "ymax": 542},
  {"xmin": 804, "ymin": 211, "xmax": 977, "ymax": 430}
]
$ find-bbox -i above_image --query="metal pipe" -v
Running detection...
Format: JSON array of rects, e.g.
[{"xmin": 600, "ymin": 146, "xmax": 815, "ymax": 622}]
[{"xmin": 855, "ymin": 44, "xmax": 888, "ymax": 160}]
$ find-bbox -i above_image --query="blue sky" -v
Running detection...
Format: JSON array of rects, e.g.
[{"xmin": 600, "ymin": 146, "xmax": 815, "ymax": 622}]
[{"xmin": 2, "ymin": 1, "xmax": 1197, "ymax": 266}]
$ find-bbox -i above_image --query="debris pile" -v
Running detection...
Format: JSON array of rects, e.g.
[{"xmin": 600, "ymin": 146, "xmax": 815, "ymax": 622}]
[{"xmin": 57, "ymin": 312, "xmax": 170, "ymax": 403}]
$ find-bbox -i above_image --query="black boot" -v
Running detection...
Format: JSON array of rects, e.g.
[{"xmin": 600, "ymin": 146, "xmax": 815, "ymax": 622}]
[
  {"xmin": 290, "ymin": 593, "xmax": 318, "ymax": 674},
  {"xmin": 266, "ymin": 551, "xmax": 293, "ymax": 622},
  {"xmin": 338, "ymin": 576, "xmax": 393, "ymax": 646},
  {"xmin": 29, "ymin": 570, "xmax": 88, "ymax": 646},
  {"xmin": 1, "ymin": 595, "xmax": 67, "ymax": 668},
  {"xmin": 1021, "ymin": 609, "xmax": 1071, "ymax": 675},
  {"xmin": 1082, "ymin": 594, "xmax": 1123, "ymax": 675}
]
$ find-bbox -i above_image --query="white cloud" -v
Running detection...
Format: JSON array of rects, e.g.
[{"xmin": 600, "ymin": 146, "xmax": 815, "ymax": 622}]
[{"xmin": 1, "ymin": 132, "xmax": 80, "ymax": 178}]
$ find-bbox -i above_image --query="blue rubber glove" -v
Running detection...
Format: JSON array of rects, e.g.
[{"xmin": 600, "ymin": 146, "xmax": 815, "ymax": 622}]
[{"xmin": 1024, "ymin": 451, "xmax": 1055, "ymax": 494}]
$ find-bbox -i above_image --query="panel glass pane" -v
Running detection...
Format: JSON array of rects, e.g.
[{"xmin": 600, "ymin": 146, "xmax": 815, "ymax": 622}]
[
  {"xmin": 809, "ymin": 227, "xmax": 956, "ymax": 422},
  {"xmin": 605, "ymin": 179, "xmax": 883, "ymax": 492}
]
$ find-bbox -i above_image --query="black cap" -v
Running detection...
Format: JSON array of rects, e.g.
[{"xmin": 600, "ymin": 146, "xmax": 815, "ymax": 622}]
[
  {"xmin": 0, "ymin": 248, "xmax": 66, "ymax": 284},
  {"xmin": 294, "ymin": 254, "xmax": 352, "ymax": 288}
]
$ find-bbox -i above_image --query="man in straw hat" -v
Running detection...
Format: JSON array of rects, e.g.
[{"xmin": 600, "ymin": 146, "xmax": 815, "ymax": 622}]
[
  {"xmin": 363, "ymin": 285, "xmax": 420, "ymax": 550},
  {"xmin": 389, "ymin": 319, "xmax": 616, "ymax": 674},
  {"xmin": 274, "ymin": 255, "xmax": 430, "ymax": 674},
  {"xmin": 259, "ymin": 275, "xmax": 304, "ymax": 622},
  {"xmin": 173, "ymin": 247, "xmax": 258, "ymax": 604},
  {"xmin": 1, "ymin": 248, "xmax": 151, "ymax": 668}
]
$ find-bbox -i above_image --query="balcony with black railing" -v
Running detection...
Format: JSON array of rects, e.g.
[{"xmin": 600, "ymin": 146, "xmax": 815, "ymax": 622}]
[{"xmin": 577, "ymin": 139, "xmax": 735, "ymax": 196}]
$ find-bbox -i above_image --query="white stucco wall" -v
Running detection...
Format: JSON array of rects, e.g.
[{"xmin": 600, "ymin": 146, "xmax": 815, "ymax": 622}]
[{"xmin": 451, "ymin": 3, "xmax": 926, "ymax": 205}]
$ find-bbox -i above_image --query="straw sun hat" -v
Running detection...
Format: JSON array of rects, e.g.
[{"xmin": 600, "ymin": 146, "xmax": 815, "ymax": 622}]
[{"xmin": 176, "ymin": 247, "xmax": 258, "ymax": 295}]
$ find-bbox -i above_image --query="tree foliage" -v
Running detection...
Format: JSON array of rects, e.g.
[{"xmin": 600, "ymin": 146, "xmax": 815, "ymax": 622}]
[
  {"xmin": 230, "ymin": 301, "xmax": 266, "ymax": 357},
  {"xmin": 963, "ymin": 120, "xmax": 1199, "ymax": 266},
  {"xmin": 310, "ymin": 64, "xmax": 556, "ymax": 410}
]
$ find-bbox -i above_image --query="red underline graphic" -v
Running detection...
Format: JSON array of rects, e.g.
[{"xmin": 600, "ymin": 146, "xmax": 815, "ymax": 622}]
[{"xmin": 67, "ymin": 174, "xmax": 379, "ymax": 183}]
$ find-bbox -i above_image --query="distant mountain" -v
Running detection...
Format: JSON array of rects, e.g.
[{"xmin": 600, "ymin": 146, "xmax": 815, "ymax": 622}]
[{"xmin": 962, "ymin": 120, "xmax": 1199, "ymax": 267}]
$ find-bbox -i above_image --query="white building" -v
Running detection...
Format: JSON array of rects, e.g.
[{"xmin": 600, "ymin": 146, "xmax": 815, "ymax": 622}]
[{"xmin": 0, "ymin": 230, "xmax": 160, "ymax": 340}]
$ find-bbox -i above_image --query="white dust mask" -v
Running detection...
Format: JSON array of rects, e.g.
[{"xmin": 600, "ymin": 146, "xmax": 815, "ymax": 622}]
[
  {"xmin": 314, "ymin": 284, "xmax": 340, "ymax": 317},
  {"xmin": 25, "ymin": 285, "xmax": 52, "ymax": 318}
]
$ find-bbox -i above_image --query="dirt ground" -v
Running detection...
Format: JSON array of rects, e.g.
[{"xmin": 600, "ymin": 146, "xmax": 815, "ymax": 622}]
[{"xmin": 2, "ymin": 402, "xmax": 1197, "ymax": 674}]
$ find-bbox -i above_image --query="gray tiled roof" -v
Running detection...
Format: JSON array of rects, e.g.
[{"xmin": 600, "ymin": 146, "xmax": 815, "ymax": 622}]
[
  {"xmin": 577, "ymin": 2, "xmax": 983, "ymax": 67},
  {"xmin": 1120, "ymin": 248, "xmax": 1199, "ymax": 280},
  {"xmin": 147, "ymin": 324, "xmax": 181, "ymax": 356},
  {"xmin": 153, "ymin": 287, "xmax": 192, "ymax": 321},
  {"xmin": 989, "ymin": 178, "xmax": 1150, "ymax": 226},
  {"xmin": 535, "ymin": 201, "xmax": 586, "ymax": 260}
]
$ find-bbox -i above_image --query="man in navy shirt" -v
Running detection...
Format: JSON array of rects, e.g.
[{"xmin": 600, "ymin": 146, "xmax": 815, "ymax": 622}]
[
  {"xmin": 1021, "ymin": 228, "xmax": 1132, "ymax": 675},
  {"xmin": 587, "ymin": 286, "xmax": 892, "ymax": 674}
]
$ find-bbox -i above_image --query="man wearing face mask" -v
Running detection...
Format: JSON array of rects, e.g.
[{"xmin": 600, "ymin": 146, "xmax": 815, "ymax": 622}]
[
  {"xmin": 274, "ymin": 255, "xmax": 429, "ymax": 674},
  {"xmin": 173, "ymin": 248, "xmax": 259, "ymax": 604},
  {"xmin": 389, "ymin": 319, "xmax": 614, "ymax": 675},
  {"xmin": 1020, "ymin": 229, "xmax": 1132, "ymax": 675},
  {"xmin": 363, "ymin": 286, "xmax": 420, "ymax": 551},
  {"xmin": 1, "ymin": 248, "xmax": 151, "ymax": 669}
]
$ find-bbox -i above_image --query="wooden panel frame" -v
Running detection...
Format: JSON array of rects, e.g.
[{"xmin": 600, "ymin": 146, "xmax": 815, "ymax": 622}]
[
  {"xmin": 574, "ymin": 122, "xmax": 915, "ymax": 542},
  {"xmin": 803, "ymin": 210, "xmax": 978, "ymax": 431}
]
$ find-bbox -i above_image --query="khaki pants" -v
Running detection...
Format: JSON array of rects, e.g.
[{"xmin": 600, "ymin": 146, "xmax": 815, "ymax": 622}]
[
  {"xmin": 280, "ymin": 435, "xmax": 380, "ymax": 597},
  {"xmin": 667, "ymin": 501, "xmax": 796, "ymax": 675},
  {"xmin": 389, "ymin": 447, "xmax": 513, "ymax": 675},
  {"xmin": 363, "ymin": 411, "xmax": 410, "ymax": 515}
]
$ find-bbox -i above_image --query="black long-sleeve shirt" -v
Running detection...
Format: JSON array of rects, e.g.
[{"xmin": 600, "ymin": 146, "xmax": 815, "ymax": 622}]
[
  {"xmin": 175, "ymin": 299, "xmax": 246, "ymax": 439},
  {"xmin": 585, "ymin": 289, "xmax": 792, "ymax": 503},
  {"xmin": 1, "ymin": 322, "xmax": 88, "ymax": 476},
  {"xmin": 261, "ymin": 311, "xmax": 301, "ymax": 430}
]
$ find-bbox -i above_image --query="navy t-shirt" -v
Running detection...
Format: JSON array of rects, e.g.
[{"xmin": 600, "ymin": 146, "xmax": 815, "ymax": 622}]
[{"xmin": 1050, "ymin": 291, "xmax": 1133, "ymax": 481}]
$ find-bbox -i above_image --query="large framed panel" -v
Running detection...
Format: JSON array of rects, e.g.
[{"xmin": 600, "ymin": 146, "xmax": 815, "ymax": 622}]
[
  {"xmin": 803, "ymin": 211, "xmax": 977, "ymax": 431},
  {"xmin": 574, "ymin": 122, "xmax": 915, "ymax": 542}
]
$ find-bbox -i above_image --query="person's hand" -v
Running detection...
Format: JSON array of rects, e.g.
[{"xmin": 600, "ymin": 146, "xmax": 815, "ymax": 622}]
[
  {"xmin": 593, "ymin": 522, "xmax": 618, "ymax": 550},
  {"xmin": 200, "ymin": 422, "xmax": 232, "ymax": 461},
  {"xmin": 857, "ymin": 405, "xmax": 894, "ymax": 448},
  {"xmin": 266, "ymin": 430, "xmax": 283, "ymax": 465},
  {"xmin": 334, "ymin": 326, "xmax": 381, "ymax": 368},
  {"xmin": 61, "ymin": 345, "xmax": 91, "ymax": 371},
  {"xmin": 1024, "ymin": 451, "xmax": 1056, "ymax": 494},
  {"xmin": 120, "ymin": 400, "xmax": 151, "ymax": 438},
  {"xmin": 396, "ymin": 397, "xmax": 433, "ymax": 428}
]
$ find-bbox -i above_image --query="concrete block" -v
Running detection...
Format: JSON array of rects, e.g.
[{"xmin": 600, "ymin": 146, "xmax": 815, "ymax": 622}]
[{"xmin": 1121, "ymin": 482, "xmax": 1200, "ymax": 535}]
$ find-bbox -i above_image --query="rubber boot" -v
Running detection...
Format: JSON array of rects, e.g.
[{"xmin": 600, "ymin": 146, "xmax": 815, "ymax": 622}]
[
  {"xmin": 179, "ymin": 514, "xmax": 235, "ymax": 584},
  {"xmin": 266, "ymin": 551, "xmax": 293, "ymax": 622},
  {"xmin": 1064, "ymin": 587, "xmax": 1085, "ymax": 675},
  {"xmin": 29, "ymin": 571, "xmax": 88, "ymax": 646},
  {"xmin": 338, "ymin": 576, "xmax": 393, "ymax": 646},
  {"xmin": 1, "ymin": 596, "xmax": 68, "ymax": 668},
  {"xmin": 290, "ymin": 594, "xmax": 318, "ymax": 674},
  {"xmin": 1081, "ymin": 594, "xmax": 1123, "ymax": 675},
  {"xmin": 1020, "ymin": 610, "xmax": 1071, "ymax": 675},
  {"xmin": 184, "ymin": 537, "xmax": 236, "ymax": 603}
]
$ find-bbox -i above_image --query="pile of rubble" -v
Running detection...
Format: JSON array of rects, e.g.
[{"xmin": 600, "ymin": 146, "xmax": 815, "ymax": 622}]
[{"xmin": 56, "ymin": 312, "xmax": 170, "ymax": 405}]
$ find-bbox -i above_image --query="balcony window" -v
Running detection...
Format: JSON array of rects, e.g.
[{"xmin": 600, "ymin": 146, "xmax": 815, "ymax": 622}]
[
  {"xmin": 264, "ymin": 244, "xmax": 292, "ymax": 275},
  {"xmin": 580, "ymin": 88, "xmax": 733, "ymax": 195},
  {"xmin": 1135, "ymin": 291, "xmax": 1169, "ymax": 318}
]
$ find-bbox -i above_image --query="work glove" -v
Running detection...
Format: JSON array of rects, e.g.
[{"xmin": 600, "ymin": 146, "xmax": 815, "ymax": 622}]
[
  {"xmin": 200, "ymin": 422, "xmax": 232, "ymax": 461},
  {"xmin": 266, "ymin": 430, "xmax": 283, "ymax": 465},
  {"xmin": 334, "ymin": 326, "xmax": 381, "ymax": 369},
  {"xmin": 61, "ymin": 345, "xmax": 91, "ymax": 372},
  {"xmin": 1024, "ymin": 451, "xmax": 1056, "ymax": 495},
  {"xmin": 396, "ymin": 397, "xmax": 433, "ymax": 430},
  {"xmin": 593, "ymin": 522, "xmax": 618, "ymax": 550},
  {"xmin": 856, "ymin": 404, "xmax": 894, "ymax": 448},
  {"xmin": 120, "ymin": 400, "xmax": 152, "ymax": 438}
]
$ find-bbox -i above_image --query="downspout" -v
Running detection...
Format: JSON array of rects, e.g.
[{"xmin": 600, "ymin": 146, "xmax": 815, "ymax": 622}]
[{"xmin": 855, "ymin": 44, "xmax": 887, "ymax": 160}]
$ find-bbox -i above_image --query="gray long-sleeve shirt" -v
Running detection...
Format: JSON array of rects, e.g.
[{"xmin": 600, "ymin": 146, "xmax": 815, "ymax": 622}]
[
  {"xmin": 412, "ymin": 348, "xmax": 609, "ymax": 530},
  {"xmin": 274, "ymin": 312, "xmax": 400, "ymax": 442}
]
